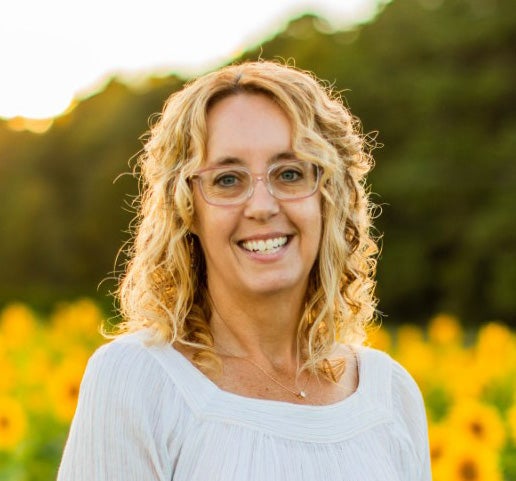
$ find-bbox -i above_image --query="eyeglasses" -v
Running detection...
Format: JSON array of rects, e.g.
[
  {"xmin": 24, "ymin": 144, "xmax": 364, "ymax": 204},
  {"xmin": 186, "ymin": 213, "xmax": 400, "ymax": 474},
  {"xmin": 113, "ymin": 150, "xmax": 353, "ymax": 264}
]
[{"xmin": 191, "ymin": 160, "xmax": 321, "ymax": 206}]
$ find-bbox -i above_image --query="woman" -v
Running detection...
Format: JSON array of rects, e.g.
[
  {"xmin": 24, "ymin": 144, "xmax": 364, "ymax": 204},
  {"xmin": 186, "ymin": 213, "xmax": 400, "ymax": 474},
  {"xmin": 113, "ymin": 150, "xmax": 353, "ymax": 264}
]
[{"xmin": 58, "ymin": 61, "xmax": 431, "ymax": 480}]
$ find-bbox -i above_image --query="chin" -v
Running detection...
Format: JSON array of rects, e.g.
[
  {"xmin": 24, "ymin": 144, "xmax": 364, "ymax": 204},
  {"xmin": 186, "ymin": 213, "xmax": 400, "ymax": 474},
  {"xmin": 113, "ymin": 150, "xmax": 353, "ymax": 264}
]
[{"xmin": 240, "ymin": 277, "xmax": 305, "ymax": 298}]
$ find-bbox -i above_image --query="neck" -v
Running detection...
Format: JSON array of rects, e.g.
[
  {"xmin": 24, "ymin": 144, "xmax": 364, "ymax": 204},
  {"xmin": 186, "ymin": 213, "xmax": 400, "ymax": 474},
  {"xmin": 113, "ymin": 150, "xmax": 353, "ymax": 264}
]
[{"xmin": 208, "ymin": 287, "xmax": 305, "ymax": 369}]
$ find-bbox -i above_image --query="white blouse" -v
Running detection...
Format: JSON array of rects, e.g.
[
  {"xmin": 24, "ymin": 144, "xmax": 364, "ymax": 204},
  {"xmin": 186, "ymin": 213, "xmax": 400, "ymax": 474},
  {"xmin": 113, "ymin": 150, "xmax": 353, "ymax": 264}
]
[{"xmin": 58, "ymin": 332, "xmax": 431, "ymax": 481}]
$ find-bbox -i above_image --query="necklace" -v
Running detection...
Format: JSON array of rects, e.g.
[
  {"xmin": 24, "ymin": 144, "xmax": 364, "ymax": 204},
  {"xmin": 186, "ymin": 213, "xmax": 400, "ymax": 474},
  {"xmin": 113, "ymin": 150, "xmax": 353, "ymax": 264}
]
[
  {"xmin": 239, "ymin": 355, "xmax": 310, "ymax": 399},
  {"xmin": 210, "ymin": 301, "xmax": 310, "ymax": 400},
  {"xmin": 216, "ymin": 343, "xmax": 311, "ymax": 399}
]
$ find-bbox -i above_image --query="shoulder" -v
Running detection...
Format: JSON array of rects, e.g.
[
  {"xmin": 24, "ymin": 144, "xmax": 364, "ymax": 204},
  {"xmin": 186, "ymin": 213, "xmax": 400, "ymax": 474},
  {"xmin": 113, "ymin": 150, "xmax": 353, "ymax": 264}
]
[
  {"xmin": 355, "ymin": 346, "xmax": 427, "ymax": 417},
  {"xmin": 81, "ymin": 331, "xmax": 215, "ymax": 415},
  {"xmin": 86, "ymin": 331, "xmax": 163, "ymax": 376},
  {"xmin": 358, "ymin": 347, "xmax": 430, "ymax": 469},
  {"xmin": 80, "ymin": 331, "xmax": 176, "ymax": 406},
  {"xmin": 357, "ymin": 346, "xmax": 422, "ymax": 393},
  {"xmin": 59, "ymin": 332, "xmax": 186, "ymax": 481}
]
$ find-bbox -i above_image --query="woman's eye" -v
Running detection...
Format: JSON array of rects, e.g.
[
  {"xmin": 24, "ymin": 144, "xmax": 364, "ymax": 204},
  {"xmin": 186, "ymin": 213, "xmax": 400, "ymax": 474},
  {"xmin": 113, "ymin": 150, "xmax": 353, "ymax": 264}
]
[
  {"xmin": 214, "ymin": 173, "xmax": 240, "ymax": 187},
  {"xmin": 279, "ymin": 169, "xmax": 303, "ymax": 182}
]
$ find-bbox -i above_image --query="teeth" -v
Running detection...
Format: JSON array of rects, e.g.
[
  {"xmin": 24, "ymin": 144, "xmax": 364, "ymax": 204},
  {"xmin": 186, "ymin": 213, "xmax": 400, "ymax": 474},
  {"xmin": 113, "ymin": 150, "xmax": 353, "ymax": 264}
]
[{"xmin": 241, "ymin": 236, "xmax": 288, "ymax": 254}]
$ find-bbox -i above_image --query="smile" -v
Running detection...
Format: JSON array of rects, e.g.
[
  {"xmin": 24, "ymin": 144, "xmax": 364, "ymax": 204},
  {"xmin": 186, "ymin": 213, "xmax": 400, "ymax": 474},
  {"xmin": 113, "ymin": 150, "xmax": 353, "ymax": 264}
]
[{"xmin": 240, "ymin": 236, "xmax": 288, "ymax": 254}]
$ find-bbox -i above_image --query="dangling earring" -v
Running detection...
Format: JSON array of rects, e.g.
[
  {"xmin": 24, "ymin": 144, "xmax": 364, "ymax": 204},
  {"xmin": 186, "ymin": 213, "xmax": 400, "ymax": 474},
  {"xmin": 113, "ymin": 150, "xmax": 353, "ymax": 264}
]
[{"xmin": 188, "ymin": 234, "xmax": 196, "ymax": 269}]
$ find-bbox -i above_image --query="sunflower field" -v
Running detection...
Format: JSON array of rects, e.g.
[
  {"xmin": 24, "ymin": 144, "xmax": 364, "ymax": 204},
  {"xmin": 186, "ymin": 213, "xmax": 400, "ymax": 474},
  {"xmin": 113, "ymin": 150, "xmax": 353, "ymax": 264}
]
[{"xmin": 0, "ymin": 300, "xmax": 515, "ymax": 481}]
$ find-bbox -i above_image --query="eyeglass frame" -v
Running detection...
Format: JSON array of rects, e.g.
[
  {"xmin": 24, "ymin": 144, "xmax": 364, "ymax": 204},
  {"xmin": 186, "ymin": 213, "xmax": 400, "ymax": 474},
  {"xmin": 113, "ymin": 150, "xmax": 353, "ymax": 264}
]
[{"xmin": 190, "ymin": 160, "xmax": 323, "ymax": 206}]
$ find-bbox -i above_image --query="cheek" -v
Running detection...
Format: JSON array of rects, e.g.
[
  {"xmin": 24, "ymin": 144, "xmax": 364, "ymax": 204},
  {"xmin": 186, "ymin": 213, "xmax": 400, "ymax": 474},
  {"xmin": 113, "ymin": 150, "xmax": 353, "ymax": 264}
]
[
  {"xmin": 192, "ymin": 201, "xmax": 239, "ymax": 247},
  {"xmin": 191, "ymin": 190, "xmax": 221, "ymax": 238},
  {"xmin": 293, "ymin": 197, "xmax": 322, "ymax": 249},
  {"xmin": 306, "ymin": 196, "xmax": 323, "ymax": 234}
]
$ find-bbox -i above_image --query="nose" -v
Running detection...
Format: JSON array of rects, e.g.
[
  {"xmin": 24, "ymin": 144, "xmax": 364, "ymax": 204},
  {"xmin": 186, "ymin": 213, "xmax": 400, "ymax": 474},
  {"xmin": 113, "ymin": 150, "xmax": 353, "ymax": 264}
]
[{"xmin": 243, "ymin": 176, "xmax": 280, "ymax": 221}]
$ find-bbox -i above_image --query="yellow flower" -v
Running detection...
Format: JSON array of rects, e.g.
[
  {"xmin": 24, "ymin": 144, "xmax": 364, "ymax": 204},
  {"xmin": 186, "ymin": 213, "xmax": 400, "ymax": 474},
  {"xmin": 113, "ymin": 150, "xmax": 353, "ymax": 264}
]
[
  {"xmin": 394, "ymin": 338, "xmax": 435, "ymax": 390},
  {"xmin": 0, "ymin": 354, "xmax": 16, "ymax": 393},
  {"xmin": 0, "ymin": 303, "xmax": 38, "ymax": 350},
  {"xmin": 447, "ymin": 399, "xmax": 506, "ymax": 450},
  {"xmin": 22, "ymin": 347, "xmax": 52, "ymax": 386},
  {"xmin": 428, "ymin": 423, "xmax": 448, "ymax": 467},
  {"xmin": 47, "ymin": 299, "xmax": 104, "ymax": 357},
  {"xmin": 437, "ymin": 349, "xmax": 485, "ymax": 400},
  {"xmin": 433, "ymin": 440, "xmax": 501, "ymax": 481},
  {"xmin": 394, "ymin": 325, "xmax": 430, "ymax": 384},
  {"xmin": 477, "ymin": 322, "xmax": 513, "ymax": 351},
  {"xmin": 0, "ymin": 396, "xmax": 28, "ymax": 450},
  {"xmin": 475, "ymin": 322, "xmax": 515, "ymax": 380},
  {"xmin": 396, "ymin": 324, "xmax": 424, "ymax": 346},
  {"xmin": 47, "ymin": 353, "xmax": 89, "ymax": 422},
  {"xmin": 508, "ymin": 404, "xmax": 516, "ymax": 444},
  {"xmin": 428, "ymin": 313, "xmax": 462, "ymax": 346},
  {"xmin": 51, "ymin": 298, "xmax": 103, "ymax": 336},
  {"xmin": 20, "ymin": 347, "xmax": 54, "ymax": 413},
  {"xmin": 366, "ymin": 324, "xmax": 391, "ymax": 352}
]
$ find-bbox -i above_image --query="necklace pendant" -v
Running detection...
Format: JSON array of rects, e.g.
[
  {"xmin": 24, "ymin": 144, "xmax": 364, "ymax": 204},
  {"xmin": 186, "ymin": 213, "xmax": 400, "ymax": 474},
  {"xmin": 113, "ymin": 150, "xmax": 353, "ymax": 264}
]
[{"xmin": 298, "ymin": 390, "xmax": 307, "ymax": 399}]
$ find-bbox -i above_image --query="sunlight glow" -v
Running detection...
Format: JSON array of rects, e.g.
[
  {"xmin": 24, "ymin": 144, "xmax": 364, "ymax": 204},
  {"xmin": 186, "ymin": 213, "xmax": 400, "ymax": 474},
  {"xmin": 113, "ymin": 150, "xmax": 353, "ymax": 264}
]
[{"xmin": 0, "ymin": 0, "xmax": 380, "ymax": 120}]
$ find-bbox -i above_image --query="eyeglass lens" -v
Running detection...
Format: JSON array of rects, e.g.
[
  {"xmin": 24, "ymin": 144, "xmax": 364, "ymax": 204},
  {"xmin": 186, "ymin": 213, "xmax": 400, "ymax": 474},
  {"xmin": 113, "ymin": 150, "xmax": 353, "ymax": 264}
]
[{"xmin": 197, "ymin": 161, "xmax": 319, "ymax": 205}]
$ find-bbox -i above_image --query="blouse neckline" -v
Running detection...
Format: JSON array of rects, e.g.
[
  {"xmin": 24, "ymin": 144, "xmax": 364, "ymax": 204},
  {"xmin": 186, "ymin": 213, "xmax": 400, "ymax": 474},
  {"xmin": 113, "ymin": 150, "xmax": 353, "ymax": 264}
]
[
  {"xmin": 170, "ymin": 342, "xmax": 363, "ymax": 410},
  {"xmin": 142, "ymin": 336, "xmax": 394, "ymax": 442}
]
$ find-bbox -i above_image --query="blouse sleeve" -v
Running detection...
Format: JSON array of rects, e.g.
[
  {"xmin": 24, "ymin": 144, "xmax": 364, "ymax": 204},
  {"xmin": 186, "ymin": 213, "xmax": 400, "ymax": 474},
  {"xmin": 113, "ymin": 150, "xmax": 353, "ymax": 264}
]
[
  {"xmin": 57, "ymin": 339, "xmax": 177, "ymax": 481},
  {"xmin": 391, "ymin": 361, "xmax": 432, "ymax": 481}
]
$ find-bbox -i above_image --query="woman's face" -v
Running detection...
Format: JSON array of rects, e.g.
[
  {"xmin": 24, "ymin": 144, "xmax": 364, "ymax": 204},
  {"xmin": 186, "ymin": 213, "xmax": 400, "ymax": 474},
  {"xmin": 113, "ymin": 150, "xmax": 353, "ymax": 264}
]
[{"xmin": 192, "ymin": 93, "xmax": 322, "ymax": 300}]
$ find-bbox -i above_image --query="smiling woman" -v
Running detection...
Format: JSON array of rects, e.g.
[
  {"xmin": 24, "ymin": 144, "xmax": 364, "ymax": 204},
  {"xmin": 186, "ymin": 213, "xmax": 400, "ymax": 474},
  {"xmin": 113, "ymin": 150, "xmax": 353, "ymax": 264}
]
[
  {"xmin": 191, "ymin": 94, "xmax": 323, "ymax": 301},
  {"xmin": 57, "ymin": 60, "xmax": 431, "ymax": 481}
]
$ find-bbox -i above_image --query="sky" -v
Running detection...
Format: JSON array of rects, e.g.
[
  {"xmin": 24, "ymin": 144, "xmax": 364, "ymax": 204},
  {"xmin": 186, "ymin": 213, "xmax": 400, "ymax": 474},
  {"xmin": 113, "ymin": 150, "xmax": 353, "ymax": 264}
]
[{"xmin": 0, "ymin": 0, "xmax": 380, "ymax": 120}]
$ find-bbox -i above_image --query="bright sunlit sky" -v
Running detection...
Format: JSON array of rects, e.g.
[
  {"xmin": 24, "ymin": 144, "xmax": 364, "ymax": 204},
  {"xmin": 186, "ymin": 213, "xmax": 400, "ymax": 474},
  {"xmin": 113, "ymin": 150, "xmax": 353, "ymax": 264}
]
[{"xmin": 0, "ymin": 0, "xmax": 380, "ymax": 120}]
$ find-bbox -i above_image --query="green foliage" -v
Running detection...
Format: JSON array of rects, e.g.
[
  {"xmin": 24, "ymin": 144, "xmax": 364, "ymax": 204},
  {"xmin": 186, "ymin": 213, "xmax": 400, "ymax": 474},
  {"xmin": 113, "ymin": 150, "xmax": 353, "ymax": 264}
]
[
  {"xmin": 0, "ymin": 0, "xmax": 514, "ymax": 325},
  {"xmin": 0, "ymin": 76, "xmax": 183, "ymax": 313}
]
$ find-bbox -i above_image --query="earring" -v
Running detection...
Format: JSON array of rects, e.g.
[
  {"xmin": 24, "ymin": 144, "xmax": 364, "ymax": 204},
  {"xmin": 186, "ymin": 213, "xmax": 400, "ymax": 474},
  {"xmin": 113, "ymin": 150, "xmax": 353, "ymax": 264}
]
[{"xmin": 188, "ymin": 234, "xmax": 196, "ymax": 269}]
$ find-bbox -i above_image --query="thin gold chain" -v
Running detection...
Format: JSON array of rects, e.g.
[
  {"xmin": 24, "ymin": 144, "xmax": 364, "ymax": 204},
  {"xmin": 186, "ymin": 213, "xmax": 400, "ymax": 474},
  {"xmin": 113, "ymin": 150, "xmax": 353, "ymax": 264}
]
[
  {"xmin": 239, "ymin": 355, "xmax": 311, "ymax": 399},
  {"xmin": 210, "ymin": 299, "xmax": 310, "ymax": 399}
]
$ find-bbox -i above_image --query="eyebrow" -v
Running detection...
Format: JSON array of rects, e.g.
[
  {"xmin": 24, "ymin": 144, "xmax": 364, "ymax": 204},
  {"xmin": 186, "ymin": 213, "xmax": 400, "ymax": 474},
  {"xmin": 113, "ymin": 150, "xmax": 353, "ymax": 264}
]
[
  {"xmin": 274, "ymin": 151, "xmax": 297, "ymax": 162},
  {"xmin": 210, "ymin": 151, "xmax": 298, "ymax": 167}
]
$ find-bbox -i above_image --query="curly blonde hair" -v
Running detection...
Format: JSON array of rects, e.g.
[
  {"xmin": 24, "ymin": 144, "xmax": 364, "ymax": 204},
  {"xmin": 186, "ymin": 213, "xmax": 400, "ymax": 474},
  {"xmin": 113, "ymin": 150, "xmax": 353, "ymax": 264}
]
[{"xmin": 115, "ymin": 60, "xmax": 378, "ymax": 376}]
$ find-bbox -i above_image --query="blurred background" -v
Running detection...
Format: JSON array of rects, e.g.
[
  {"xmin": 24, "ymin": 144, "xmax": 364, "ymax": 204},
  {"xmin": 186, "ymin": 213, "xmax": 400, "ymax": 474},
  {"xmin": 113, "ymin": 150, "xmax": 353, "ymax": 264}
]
[{"xmin": 0, "ymin": 0, "xmax": 514, "ymax": 479}]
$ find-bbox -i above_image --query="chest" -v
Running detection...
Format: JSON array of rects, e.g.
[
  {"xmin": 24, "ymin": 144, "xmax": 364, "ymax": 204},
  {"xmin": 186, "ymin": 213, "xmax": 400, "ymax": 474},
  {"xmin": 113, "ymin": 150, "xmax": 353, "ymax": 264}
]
[{"xmin": 214, "ymin": 355, "xmax": 359, "ymax": 406}]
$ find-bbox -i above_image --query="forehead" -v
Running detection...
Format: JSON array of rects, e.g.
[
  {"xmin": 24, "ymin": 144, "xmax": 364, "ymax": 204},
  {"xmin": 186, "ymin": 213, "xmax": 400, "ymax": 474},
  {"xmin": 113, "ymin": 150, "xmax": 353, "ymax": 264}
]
[{"xmin": 205, "ymin": 93, "xmax": 292, "ymax": 166}]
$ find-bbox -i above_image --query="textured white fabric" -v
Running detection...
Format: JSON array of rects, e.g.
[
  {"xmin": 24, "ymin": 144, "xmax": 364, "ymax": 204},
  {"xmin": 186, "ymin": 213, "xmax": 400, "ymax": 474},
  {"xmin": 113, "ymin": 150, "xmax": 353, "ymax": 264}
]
[{"xmin": 58, "ymin": 332, "xmax": 432, "ymax": 481}]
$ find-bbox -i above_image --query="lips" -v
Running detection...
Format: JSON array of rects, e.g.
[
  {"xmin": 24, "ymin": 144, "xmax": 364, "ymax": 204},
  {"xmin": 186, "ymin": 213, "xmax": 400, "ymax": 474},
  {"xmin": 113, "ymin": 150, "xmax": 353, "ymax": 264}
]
[{"xmin": 240, "ymin": 236, "xmax": 288, "ymax": 255}]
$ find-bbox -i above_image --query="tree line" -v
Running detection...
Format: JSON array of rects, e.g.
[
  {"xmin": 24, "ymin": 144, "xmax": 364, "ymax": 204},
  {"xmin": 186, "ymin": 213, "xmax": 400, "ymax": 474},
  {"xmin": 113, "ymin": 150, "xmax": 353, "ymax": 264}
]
[{"xmin": 1, "ymin": 0, "xmax": 514, "ymax": 325}]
